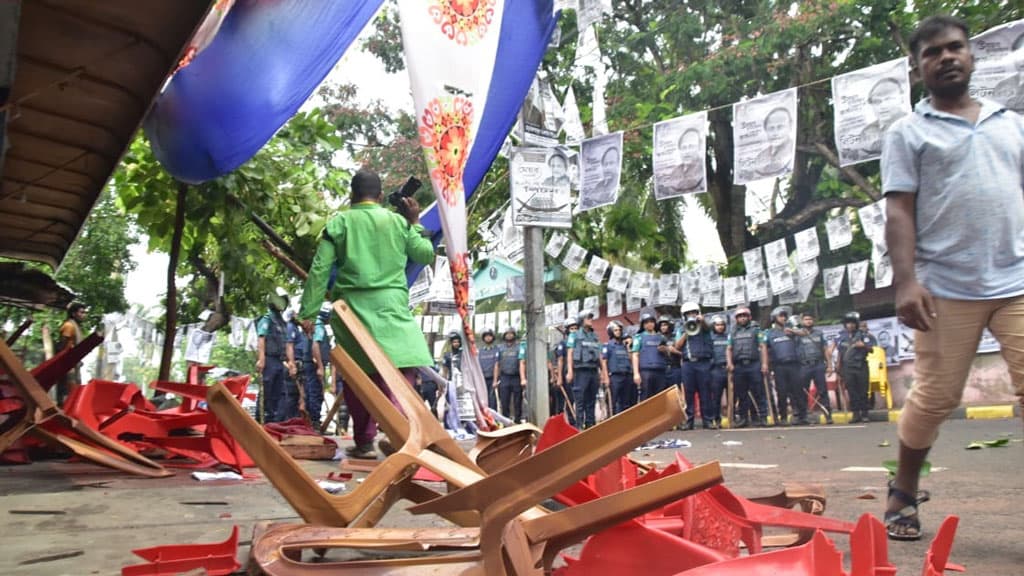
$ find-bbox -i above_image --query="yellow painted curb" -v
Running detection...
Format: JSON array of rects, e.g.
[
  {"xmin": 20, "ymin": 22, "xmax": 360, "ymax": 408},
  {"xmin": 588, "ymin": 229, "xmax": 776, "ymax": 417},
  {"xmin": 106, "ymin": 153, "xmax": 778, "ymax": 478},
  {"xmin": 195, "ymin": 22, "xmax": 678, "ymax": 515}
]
[{"xmin": 965, "ymin": 405, "xmax": 1015, "ymax": 420}]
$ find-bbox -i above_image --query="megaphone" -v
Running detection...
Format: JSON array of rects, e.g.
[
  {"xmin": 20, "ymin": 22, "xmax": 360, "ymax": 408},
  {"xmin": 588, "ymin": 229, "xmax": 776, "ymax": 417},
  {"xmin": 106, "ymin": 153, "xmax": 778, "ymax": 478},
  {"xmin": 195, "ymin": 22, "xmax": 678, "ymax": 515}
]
[{"xmin": 684, "ymin": 318, "xmax": 701, "ymax": 336}]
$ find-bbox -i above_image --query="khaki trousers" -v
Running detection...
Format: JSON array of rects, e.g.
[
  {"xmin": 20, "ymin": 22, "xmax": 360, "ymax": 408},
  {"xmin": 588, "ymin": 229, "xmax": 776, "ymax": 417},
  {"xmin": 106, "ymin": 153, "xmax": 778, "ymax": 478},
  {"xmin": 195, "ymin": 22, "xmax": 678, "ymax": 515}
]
[{"xmin": 899, "ymin": 294, "xmax": 1024, "ymax": 450}]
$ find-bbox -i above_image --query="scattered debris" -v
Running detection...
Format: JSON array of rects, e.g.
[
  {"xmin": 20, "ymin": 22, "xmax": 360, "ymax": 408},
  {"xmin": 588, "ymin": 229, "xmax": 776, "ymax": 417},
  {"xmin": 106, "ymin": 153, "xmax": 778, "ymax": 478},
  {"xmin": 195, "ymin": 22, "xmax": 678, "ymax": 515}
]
[
  {"xmin": 18, "ymin": 550, "xmax": 84, "ymax": 566},
  {"xmin": 722, "ymin": 440, "xmax": 743, "ymax": 447},
  {"xmin": 877, "ymin": 440, "xmax": 890, "ymax": 447},
  {"xmin": 9, "ymin": 509, "xmax": 66, "ymax": 515},
  {"xmin": 316, "ymin": 480, "xmax": 347, "ymax": 494},
  {"xmin": 190, "ymin": 471, "xmax": 244, "ymax": 482},
  {"xmin": 634, "ymin": 438, "xmax": 692, "ymax": 451},
  {"xmin": 180, "ymin": 501, "xmax": 229, "ymax": 506},
  {"xmin": 856, "ymin": 493, "xmax": 877, "ymax": 500}
]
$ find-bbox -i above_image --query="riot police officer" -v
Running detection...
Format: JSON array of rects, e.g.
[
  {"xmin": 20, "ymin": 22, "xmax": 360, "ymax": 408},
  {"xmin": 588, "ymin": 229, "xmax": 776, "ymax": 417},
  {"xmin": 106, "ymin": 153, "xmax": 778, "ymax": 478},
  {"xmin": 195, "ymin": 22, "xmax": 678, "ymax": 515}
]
[
  {"xmin": 709, "ymin": 314, "xmax": 730, "ymax": 428},
  {"xmin": 794, "ymin": 312, "xmax": 832, "ymax": 424},
  {"xmin": 441, "ymin": 331, "xmax": 463, "ymax": 381},
  {"xmin": 282, "ymin": 309, "xmax": 306, "ymax": 421},
  {"xmin": 660, "ymin": 315, "xmax": 683, "ymax": 392},
  {"xmin": 567, "ymin": 312, "xmax": 602, "ymax": 429},
  {"xmin": 494, "ymin": 327, "xmax": 526, "ymax": 422},
  {"xmin": 553, "ymin": 318, "xmax": 578, "ymax": 424},
  {"xmin": 727, "ymin": 306, "xmax": 769, "ymax": 428},
  {"xmin": 632, "ymin": 311, "xmax": 669, "ymax": 402},
  {"xmin": 764, "ymin": 307, "xmax": 809, "ymax": 425},
  {"xmin": 836, "ymin": 311, "xmax": 873, "ymax": 423},
  {"xmin": 601, "ymin": 321, "xmax": 635, "ymax": 414},
  {"xmin": 477, "ymin": 327, "xmax": 500, "ymax": 411},
  {"xmin": 675, "ymin": 302, "xmax": 716, "ymax": 430},
  {"xmin": 256, "ymin": 292, "xmax": 290, "ymax": 423}
]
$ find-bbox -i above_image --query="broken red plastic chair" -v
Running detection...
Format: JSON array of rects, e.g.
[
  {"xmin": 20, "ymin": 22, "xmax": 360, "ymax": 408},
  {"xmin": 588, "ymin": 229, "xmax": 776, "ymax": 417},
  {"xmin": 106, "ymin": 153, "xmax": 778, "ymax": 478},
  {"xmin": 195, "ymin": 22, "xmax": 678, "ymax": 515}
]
[
  {"xmin": 922, "ymin": 516, "xmax": 963, "ymax": 576},
  {"xmin": 121, "ymin": 525, "xmax": 240, "ymax": 576},
  {"xmin": 672, "ymin": 529, "xmax": 847, "ymax": 576}
]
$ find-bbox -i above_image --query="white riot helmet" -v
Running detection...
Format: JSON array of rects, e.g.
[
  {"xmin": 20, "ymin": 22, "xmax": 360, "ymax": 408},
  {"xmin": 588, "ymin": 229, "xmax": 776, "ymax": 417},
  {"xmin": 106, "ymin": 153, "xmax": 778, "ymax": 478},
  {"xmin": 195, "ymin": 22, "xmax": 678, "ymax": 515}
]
[{"xmin": 681, "ymin": 301, "xmax": 701, "ymax": 317}]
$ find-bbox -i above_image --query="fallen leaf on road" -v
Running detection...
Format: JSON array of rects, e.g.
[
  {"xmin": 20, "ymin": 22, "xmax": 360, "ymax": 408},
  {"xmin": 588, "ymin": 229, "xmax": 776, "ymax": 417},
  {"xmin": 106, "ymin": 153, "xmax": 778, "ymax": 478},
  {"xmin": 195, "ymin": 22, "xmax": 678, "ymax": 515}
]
[
  {"xmin": 982, "ymin": 438, "xmax": 1009, "ymax": 447},
  {"xmin": 965, "ymin": 442, "xmax": 984, "ymax": 450},
  {"xmin": 856, "ymin": 493, "xmax": 877, "ymax": 500},
  {"xmin": 878, "ymin": 440, "xmax": 890, "ymax": 447}
]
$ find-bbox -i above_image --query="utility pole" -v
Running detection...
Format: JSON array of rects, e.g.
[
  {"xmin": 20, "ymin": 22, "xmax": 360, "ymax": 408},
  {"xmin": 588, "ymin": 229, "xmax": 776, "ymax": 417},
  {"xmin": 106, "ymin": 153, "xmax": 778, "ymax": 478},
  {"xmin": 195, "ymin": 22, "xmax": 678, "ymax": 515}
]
[{"xmin": 523, "ymin": 225, "xmax": 548, "ymax": 425}]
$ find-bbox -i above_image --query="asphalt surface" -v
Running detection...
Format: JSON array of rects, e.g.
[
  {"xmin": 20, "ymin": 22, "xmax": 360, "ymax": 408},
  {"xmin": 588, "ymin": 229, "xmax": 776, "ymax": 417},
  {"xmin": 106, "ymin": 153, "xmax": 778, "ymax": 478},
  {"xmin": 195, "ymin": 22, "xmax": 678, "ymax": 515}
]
[{"xmin": 0, "ymin": 417, "xmax": 1020, "ymax": 575}]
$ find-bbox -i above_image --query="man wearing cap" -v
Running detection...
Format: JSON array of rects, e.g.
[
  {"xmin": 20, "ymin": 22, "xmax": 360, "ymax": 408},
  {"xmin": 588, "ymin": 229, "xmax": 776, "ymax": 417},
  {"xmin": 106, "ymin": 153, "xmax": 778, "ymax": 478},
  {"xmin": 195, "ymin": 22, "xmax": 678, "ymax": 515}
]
[
  {"xmin": 675, "ymin": 302, "xmax": 716, "ymax": 429},
  {"xmin": 257, "ymin": 293, "xmax": 290, "ymax": 423},
  {"xmin": 298, "ymin": 169, "xmax": 435, "ymax": 459},
  {"xmin": 567, "ymin": 312, "xmax": 602, "ymax": 428},
  {"xmin": 793, "ymin": 312, "xmax": 832, "ymax": 424},
  {"xmin": 601, "ymin": 321, "xmax": 635, "ymax": 414},
  {"xmin": 835, "ymin": 312, "xmax": 873, "ymax": 423},
  {"xmin": 552, "ymin": 318, "xmax": 578, "ymax": 422},
  {"xmin": 764, "ymin": 307, "xmax": 809, "ymax": 425},
  {"xmin": 632, "ymin": 311, "xmax": 670, "ymax": 402},
  {"xmin": 727, "ymin": 307, "xmax": 770, "ymax": 427},
  {"xmin": 477, "ymin": 328, "xmax": 500, "ymax": 411},
  {"xmin": 708, "ymin": 315, "xmax": 730, "ymax": 428},
  {"xmin": 494, "ymin": 327, "xmax": 527, "ymax": 422}
]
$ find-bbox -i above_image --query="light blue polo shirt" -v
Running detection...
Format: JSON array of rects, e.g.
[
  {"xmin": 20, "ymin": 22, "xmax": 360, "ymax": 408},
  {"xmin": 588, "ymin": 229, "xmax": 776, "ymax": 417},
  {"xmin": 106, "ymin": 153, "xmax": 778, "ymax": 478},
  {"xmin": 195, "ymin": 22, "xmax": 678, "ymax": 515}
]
[{"xmin": 881, "ymin": 97, "xmax": 1024, "ymax": 300}]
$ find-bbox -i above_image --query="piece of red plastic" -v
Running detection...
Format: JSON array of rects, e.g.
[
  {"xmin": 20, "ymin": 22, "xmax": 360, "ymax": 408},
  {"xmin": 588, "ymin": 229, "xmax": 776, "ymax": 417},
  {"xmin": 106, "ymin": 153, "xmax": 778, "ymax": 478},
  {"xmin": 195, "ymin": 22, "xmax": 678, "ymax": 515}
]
[
  {"xmin": 121, "ymin": 525, "xmax": 240, "ymax": 576},
  {"xmin": 671, "ymin": 530, "xmax": 847, "ymax": 575},
  {"xmin": 556, "ymin": 521, "xmax": 730, "ymax": 576},
  {"xmin": 922, "ymin": 516, "xmax": 963, "ymax": 576}
]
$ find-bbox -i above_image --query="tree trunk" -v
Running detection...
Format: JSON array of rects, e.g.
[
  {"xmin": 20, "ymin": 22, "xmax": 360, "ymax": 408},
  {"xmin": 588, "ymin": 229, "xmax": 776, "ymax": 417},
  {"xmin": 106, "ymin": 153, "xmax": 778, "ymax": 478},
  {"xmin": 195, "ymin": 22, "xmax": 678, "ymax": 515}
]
[{"xmin": 158, "ymin": 181, "xmax": 188, "ymax": 382}]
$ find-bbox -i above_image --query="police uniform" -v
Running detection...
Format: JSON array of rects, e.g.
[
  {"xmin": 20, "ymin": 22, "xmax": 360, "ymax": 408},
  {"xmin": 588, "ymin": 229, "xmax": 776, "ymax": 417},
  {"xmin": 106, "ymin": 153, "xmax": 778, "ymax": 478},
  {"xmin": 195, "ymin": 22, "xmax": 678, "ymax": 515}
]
[
  {"xmin": 497, "ymin": 341, "xmax": 526, "ymax": 422},
  {"xmin": 765, "ymin": 325, "xmax": 808, "ymax": 424},
  {"xmin": 632, "ymin": 331, "xmax": 668, "ymax": 402},
  {"xmin": 662, "ymin": 323, "xmax": 683, "ymax": 391},
  {"xmin": 302, "ymin": 315, "xmax": 330, "ymax": 427},
  {"xmin": 478, "ymin": 341, "xmax": 500, "ymax": 411},
  {"xmin": 709, "ymin": 330, "xmax": 730, "ymax": 426},
  {"xmin": 602, "ymin": 338, "xmax": 635, "ymax": 414},
  {"xmin": 797, "ymin": 327, "xmax": 831, "ymax": 423},
  {"xmin": 837, "ymin": 329, "xmax": 874, "ymax": 419},
  {"xmin": 678, "ymin": 326, "xmax": 715, "ymax": 429},
  {"xmin": 257, "ymin": 309, "xmax": 288, "ymax": 423},
  {"xmin": 552, "ymin": 337, "xmax": 575, "ymax": 423},
  {"xmin": 282, "ymin": 320, "xmax": 307, "ymax": 421},
  {"xmin": 568, "ymin": 327, "xmax": 602, "ymax": 428},
  {"xmin": 728, "ymin": 324, "xmax": 768, "ymax": 426}
]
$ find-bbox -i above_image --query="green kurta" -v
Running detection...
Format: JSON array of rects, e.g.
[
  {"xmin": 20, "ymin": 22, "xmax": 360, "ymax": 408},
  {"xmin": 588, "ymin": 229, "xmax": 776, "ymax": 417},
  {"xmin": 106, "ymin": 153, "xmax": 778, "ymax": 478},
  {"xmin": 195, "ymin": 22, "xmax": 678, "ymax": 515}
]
[{"xmin": 299, "ymin": 202, "xmax": 435, "ymax": 374}]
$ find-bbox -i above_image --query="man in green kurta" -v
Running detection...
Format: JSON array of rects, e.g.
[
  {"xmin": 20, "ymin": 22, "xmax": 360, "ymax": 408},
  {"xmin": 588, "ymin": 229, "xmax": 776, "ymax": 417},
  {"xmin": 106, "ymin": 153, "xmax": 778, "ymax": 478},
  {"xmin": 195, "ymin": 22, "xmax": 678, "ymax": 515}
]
[{"xmin": 299, "ymin": 170, "xmax": 435, "ymax": 458}]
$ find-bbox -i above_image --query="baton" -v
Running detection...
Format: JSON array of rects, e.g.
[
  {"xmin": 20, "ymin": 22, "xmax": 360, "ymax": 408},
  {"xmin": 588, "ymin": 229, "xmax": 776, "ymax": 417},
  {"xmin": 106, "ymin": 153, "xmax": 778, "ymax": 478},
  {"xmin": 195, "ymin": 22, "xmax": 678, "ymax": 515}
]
[
  {"xmin": 762, "ymin": 372, "xmax": 780, "ymax": 425},
  {"xmin": 559, "ymin": 383, "xmax": 577, "ymax": 422},
  {"xmin": 726, "ymin": 371, "xmax": 735, "ymax": 429}
]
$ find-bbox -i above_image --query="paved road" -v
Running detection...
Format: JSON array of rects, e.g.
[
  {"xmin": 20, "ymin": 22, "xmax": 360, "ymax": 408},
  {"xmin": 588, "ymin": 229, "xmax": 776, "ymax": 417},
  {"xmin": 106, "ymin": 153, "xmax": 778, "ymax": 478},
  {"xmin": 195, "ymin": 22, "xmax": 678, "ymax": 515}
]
[{"xmin": 0, "ymin": 417, "xmax": 1020, "ymax": 574}]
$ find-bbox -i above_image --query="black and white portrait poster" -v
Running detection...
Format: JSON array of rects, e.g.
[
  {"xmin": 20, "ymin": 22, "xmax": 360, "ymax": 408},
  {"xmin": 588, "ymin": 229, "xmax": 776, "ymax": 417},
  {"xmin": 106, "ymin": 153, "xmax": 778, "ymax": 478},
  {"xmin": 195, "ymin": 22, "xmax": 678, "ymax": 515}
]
[
  {"xmin": 544, "ymin": 304, "xmax": 553, "ymax": 326},
  {"xmin": 499, "ymin": 207, "xmax": 524, "ymax": 264},
  {"xmin": 823, "ymin": 265, "xmax": 845, "ymax": 299},
  {"xmin": 519, "ymin": 76, "xmax": 564, "ymax": 147},
  {"xmin": 865, "ymin": 316, "xmax": 900, "ymax": 366},
  {"xmin": 626, "ymin": 292, "xmax": 642, "ymax": 313},
  {"xmin": 429, "ymin": 256, "xmax": 454, "ymax": 306},
  {"xmin": 585, "ymin": 255, "xmax": 609, "ymax": 285},
  {"xmin": 506, "ymin": 276, "xmax": 525, "ymax": 303},
  {"xmin": 763, "ymin": 238, "xmax": 789, "ymax": 271},
  {"xmin": 847, "ymin": 260, "xmax": 869, "ymax": 295},
  {"xmin": 680, "ymin": 269, "xmax": 701, "ymax": 304},
  {"xmin": 723, "ymin": 277, "xmax": 746, "ymax": 308},
  {"xmin": 583, "ymin": 295, "xmax": 600, "ymax": 319},
  {"xmin": 606, "ymin": 290, "xmax": 623, "ymax": 317},
  {"xmin": 552, "ymin": 302, "xmax": 566, "ymax": 325},
  {"xmin": 857, "ymin": 199, "xmax": 887, "ymax": 247},
  {"xmin": 794, "ymin": 227, "xmax": 820, "ymax": 261},
  {"xmin": 579, "ymin": 132, "xmax": 623, "ymax": 212},
  {"xmin": 562, "ymin": 242, "xmax": 587, "ymax": 272},
  {"xmin": 561, "ymin": 86, "xmax": 586, "ymax": 144},
  {"xmin": 608, "ymin": 265, "xmax": 632, "ymax": 293},
  {"xmin": 185, "ymin": 328, "xmax": 215, "ymax": 364},
  {"xmin": 653, "ymin": 111, "xmax": 708, "ymax": 199},
  {"xmin": 768, "ymin": 264, "xmax": 795, "ymax": 296},
  {"xmin": 481, "ymin": 312, "xmax": 496, "ymax": 334},
  {"xmin": 743, "ymin": 246, "xmax": 764, "ymax": 275},
  {"xmin": 496, "ymin": 311, "xmax": 510, "ymax": 334},
  {"xmin": 832, "ymin": 58, "xmax": 911, "ymax": 166},
  {"xmin": 408, "ymin": 264, "xmax": 434, "ymax": 307},
  {"xmin": 970, "ymin": 19, "xmax": 1024, "ymax": 114},
  {"xmin": 657, "ymin": 274, "xmax": 680, "ymax": 306},
  {"xmin": 510, "ymin": 147, "xmax": 572, "ymax": 228},
  {"xmin": 873, "ymin": 253, "xmax": 893, "ymax": 289},
  {"xmin": 567, "ymin": 299, "xmax": 580, "ymax": 321},
  {"xmin": 732, "ymin": 88, "xmax": 798, "ymax": 184},
  {"xmin": 629, "ymin": 271, "xmax": 653, "ymax": 301},
  {"xmin": 510, "ymin": 309, "xmax": 522, "ymax": 332},
  {"xmin": 698, "ymin": 263, "xmax": 721, "ymax": 293},
  {"xmin": 796, "ymin": 257, "xmax": 818, "ymax": 282},
  {"xmin": 745, "ymin": 271, "xmax": 769, "ymax": 302},
  {"xmin": 545, "ymin": 231, "xmax": 569, "ymax": 258},
  {"xmin": 702, "ymin": 283, "xmax": 722, "ymax": 308},
  {"xmin": 648, "ymin": 280, "xmax": 660, "ymax": 307},
  {"xmin": 826, "ymin": 213, "xmax": 854, "ymax": 251}
]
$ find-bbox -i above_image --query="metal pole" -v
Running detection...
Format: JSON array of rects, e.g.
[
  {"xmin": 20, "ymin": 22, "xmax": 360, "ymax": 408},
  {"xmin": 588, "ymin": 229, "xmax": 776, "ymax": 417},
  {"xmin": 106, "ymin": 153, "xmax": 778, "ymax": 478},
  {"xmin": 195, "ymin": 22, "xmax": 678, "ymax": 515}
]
[{"xmin": 523, "ymin": 225, "xmax": 548, "ymax": 425}]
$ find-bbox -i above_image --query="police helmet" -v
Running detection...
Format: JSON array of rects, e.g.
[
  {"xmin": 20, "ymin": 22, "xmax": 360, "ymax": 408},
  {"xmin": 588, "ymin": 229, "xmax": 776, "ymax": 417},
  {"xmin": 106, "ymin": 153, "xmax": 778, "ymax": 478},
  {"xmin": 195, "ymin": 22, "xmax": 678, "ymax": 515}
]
[
  {"xmin": 712, "ymin": 315, "xmax": 727, "ymax": 326},
  {"xmin": 578, "ymin": 311, "xmax": 595, "ymax": 324},
  {"xmin": 771, "ymin": 306, "xmax": 790, "ymax": 318},
  {"xmin": 658, "ymin": 314, "xmax": 673, "ymax": 326},
  {"xmin": 563, "ymin": 317, "xmax": 579, "ymax": 330},
  {"xmin": 606, "ymin": 320, "xmax": 622, "ymax": 338},
  {"xmin": 843, "ymin": 311, "xmax": 861, "ymax": 324},
  {"xmin": 267, "ymin": 292, "xmax": 288, "ymax": 312},
  {"xmin": 734, "ymin": 306, "xmax": 751, "ymax": 318},
  {"xmin": 502, "ymin": 326, "xmax": 518, "ymax": 339},
  {"xmin": 481, "ymin": 327, "xmax": 495, "ymax": 338},
  {"xmin": 681, "ymin": 301, "xmax": 701, "ymax": 316},
  {"xmin": 447, "ymin": 331, "xmax": 462, "ymax": 342},
  {"xmin": 640, "ymin": 311, "xmax": 657, "ymax": 324}
]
